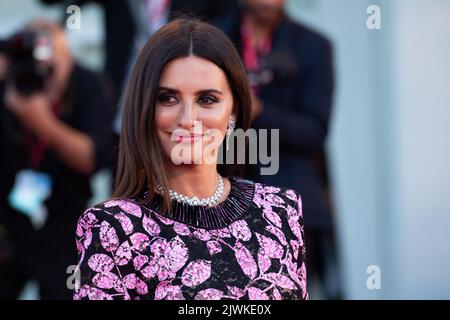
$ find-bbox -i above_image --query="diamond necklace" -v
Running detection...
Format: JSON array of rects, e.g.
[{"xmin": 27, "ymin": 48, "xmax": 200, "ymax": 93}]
[{"xmin": 156, "ymin": 174, "xmax": 224, "ymax": 207}]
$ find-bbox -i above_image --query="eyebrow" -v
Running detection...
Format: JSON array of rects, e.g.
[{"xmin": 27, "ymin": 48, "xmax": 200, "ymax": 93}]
[{"xmin": 157, "ymin": 86, "xmax": 223, "ymax": 96}]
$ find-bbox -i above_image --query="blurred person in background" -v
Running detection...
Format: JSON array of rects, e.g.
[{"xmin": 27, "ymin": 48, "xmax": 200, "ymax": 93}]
[
  {"xmin": 0, "ymin": 20, "xmax": 114, "ymax": 299},
  {"xmin": 216, "ymin": 0, "xmax": 340, "ymax": 298},
  {"xmin": 42, "ymin": 0, "xmax": 241, "ymax": 92},
  {"xmin": 42, "ymin": 0, "xmax": 241, "ymax": 187}
]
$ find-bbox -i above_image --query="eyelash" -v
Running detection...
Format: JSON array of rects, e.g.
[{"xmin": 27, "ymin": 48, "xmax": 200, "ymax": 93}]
[
  {"xmin": 157, "ymin": 94, "xmax": 177, "ymax": 105},
  {"xmin": 156, "ymin": 94, "xmax": 219, "ymax": 106},
  {"xmin": 198, "ymin": 95, "xmax": 218, "ymax": 105}
]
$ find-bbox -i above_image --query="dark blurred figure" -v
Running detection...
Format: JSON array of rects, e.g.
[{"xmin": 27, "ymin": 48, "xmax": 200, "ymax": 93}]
[
  {"xmin": 216, "ymin": 0, "xmax": 340, "ymax": 298},
  {"xmin": 0, "ymin": 20, "xmax": 114, "ymax": 299},
  {"xmin": 42, "ymin": 0, "xmax": 240, "ymax": 93},
  {"xmin": 42, "ymin": 0, "xmax": 241, "ymax": 187}
]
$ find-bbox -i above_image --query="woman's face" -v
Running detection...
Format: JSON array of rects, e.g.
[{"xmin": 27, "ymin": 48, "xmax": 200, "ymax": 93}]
[{"xmin": 155, "ymin": 55, "xmax": 235, "ymax": 166}]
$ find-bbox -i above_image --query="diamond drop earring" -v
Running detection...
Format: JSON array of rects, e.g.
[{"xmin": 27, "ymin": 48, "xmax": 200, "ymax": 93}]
[{"xmin": 226, "ymin": 116, "xmax": 235, "ymax": 151}]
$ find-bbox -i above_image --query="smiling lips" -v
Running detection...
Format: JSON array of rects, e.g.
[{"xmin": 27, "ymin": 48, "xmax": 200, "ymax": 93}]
[{"xmin": 171, "ymin": 133, "xmax": 204, "ymax": 143}]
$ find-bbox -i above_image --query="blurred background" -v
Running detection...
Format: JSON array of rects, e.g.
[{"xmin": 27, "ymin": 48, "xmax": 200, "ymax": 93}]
[{"xmin": 0, "ymin": 0, "xmax": 449, "ymax": 300}]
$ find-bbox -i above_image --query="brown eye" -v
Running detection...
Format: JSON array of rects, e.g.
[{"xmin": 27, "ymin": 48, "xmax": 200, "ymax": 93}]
[
  {"xmin": 198, "ymin": 95, "xmax": 218, "ymax": 105},
  {"xmin": 157, "ymin": 94, "xmax": 178, "ymax": 105}
]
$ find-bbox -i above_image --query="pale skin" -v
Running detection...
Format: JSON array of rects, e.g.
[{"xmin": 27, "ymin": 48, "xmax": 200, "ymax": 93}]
[
  {"xmin": 154, "ymin": 55, "xmax": 236, "ymax": 203},
  {"xmin": 2, "ymin": 22, "xmax": 95, "ymax": 175},
  {"xmin": 155, "ymin": 0, "xmax": 284, "ymax": 202}
]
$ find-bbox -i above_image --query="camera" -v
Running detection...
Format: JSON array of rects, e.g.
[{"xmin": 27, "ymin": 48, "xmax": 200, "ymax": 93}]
[{"xmin": 0, "ymin": 29, "xmax": 54, "ymax": 96}]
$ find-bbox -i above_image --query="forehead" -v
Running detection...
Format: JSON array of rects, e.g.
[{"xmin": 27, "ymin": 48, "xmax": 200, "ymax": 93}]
[{"xmin": 158, "ymin": 55, "xmax": 230, "ymax": 92}]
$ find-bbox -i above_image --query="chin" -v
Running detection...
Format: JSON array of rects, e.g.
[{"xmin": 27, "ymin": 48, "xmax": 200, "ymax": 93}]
[{"xmin": 166, "ymin": 145, "xmax": 204, "ymax": 165}]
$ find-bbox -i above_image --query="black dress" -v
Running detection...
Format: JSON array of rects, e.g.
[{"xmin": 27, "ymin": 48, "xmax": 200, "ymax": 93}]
[{"xmin": 74, "ymin": 177, "xmax": 308, "ymax": 300}]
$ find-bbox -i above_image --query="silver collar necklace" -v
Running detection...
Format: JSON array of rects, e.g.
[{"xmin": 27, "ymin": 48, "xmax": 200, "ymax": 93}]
[{"xmin": 156, "ymin": 174, "xmax": 224, "ymax": 207}]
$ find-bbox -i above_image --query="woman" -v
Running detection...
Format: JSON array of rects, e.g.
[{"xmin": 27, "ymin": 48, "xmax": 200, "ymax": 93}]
[{"xmin": 73, "ymin": 18, "xmax": 308, "ymax": 300}]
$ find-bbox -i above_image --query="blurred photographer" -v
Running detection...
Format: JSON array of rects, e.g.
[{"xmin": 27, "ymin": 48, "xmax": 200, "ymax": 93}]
[
  {"xmin": 0, "ymin": 20, "xmax": 114, "ymax": 299},
  {"xmin": 216, "ymin": 0, "xmax": 339, "ymax": 298}
]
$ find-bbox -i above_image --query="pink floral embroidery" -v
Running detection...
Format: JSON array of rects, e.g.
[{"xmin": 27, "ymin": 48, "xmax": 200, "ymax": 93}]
[
  {"xmin": 210, "ymin": 227, "xmax": 232, "ymax": 238},
  {"xmin": 195, "ymin": 288, "xmax": 223, "ymax": 300},
  {"xmin": 155, "ymin": 213, "xmax": 174, "ymax": 225},
  {"xmin": 129, "ymin": 233, "xmax": 150, "ymax": 252},
  {"xmin": 227, "ymin": 286, "xmax": 246, "ymax": 299},
  {"xmin": 255, "ymin": 232, "xmax": 284, "ymax": 259},
  {"xmin": 284, "ymin": 252, "xmax": 304, "ymax": 288},
  {"xmin": 265, "ymin": 225, "xmax": 288, "ymax": 245},
  {"xmin": 150, "ymin": 238, "xmax": 167, "ymax": 256},
  {"xmin": 142, "ymin": 214, "xmax": 161, "ymax": 236},
  {"xmin": 87, "ymin": 286, "xmax": 113, "ymax": 300},
  {"xmin": 92, "ymin": 272, "xmax": 119, "ymax": 289},
  {"xmin": 290, "ymin": 239, "xmax": 301, "ymax": 259},
  {"xmin": 104, "ymin": 200, "xmax": 142, "ymax": 217},
  {"xmin": 88, "ymin": 254, "xmax": 114, "ymax": 273},
  {"xmin": 155, "ymin": 281, "xmax": 184, "ymax": 300},
  {"xmin": 173, "ymin": 222, "xmax": 191, "ymax": 236},
  {"xmin": 206, "ymin": 240, "xmax": 222, "ymax": 255},
  {"xmin": 261, "ymin": 273, "xmax": 297, "ymax": 290},
  {"xmin": 164, "ymin": 236, "xmax": 189, "ymax": 272},
  {"xmin": 133, "ymin": 255, "xmax": 148, "ymax": 271},
  {"xmin": 234, "ymin": 241, "xmax": 258, "ymax": 280},
  {"xmin": 74, "ymin": 182, "xmax": 308, "ymax": 300},
  {"xmin": 181, "ymin": 259, "xmax": 212, "ymax": 287},
  {"xmin": 135, "ymin": 277, "xmax": 148, "ymax": 295},
  {"xmin": 140, "ymin": 258, "xmax": 158, "ymax": 279},
  {"xmin": 114, "ymin": 241, "xmax": 132, "ymax": 266},
  {"xmin": 257, "ymin": 250, "xmax": 271, "ymax": 274},
  {"xmin": 99, "ymin": 221, "xmax": 119, "ymax": 252},
  {"xmin": 123, "ymin": 273, "xmax": 137, "ymax": 290},
  {"xmin": 288, "ymin": 216, "xmax": 303, "ymax": 243},
  {"xmin": 247, "ymin": 287, "xmax": 269, "ymax": 300},
  {"xmin": 229, "ymin": 220, "xmax": 252, "ymax": 241},
  {"xmin": 272, "ymin": 287, "xmax": 282, "ymax": 300},
  {"xmin": 114, "ymin": 213, "xmax": 134, "ymax": 235},
  {"xmin": 262, "ymin": 207, "xmax": 283, "ymax": 228},
  {"xmin": 192, "ymin": 229, "xmax": 212, "ymax": 241},
  {"xmin": 285, "ymin": 189, "xmax": 298, "ymax": 202}
]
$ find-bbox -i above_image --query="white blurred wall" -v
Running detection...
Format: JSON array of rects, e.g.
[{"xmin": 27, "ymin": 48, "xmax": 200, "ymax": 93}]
[
  {"xmin": 288, "ymin": 0, "xmax": 450, "ymax": 299},
  {"xmin": 388, "ymin": 0, "xmax": 450, "ymax": 299}
]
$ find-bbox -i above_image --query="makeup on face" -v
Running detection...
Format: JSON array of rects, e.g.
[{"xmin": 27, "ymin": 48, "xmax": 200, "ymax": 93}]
[{"xmin": 154, "ymin": 56, "xmax": 234, "ymax": 164}]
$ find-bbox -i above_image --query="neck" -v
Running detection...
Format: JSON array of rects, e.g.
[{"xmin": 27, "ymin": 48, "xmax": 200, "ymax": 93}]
[{"xmin": 163, "ymin": 162, "xmax": 220, "ymax": 198}]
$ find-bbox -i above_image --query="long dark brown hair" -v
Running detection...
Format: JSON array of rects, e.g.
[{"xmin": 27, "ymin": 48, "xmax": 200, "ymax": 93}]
[{"xmin": 113, "ymin": 18, "xmax": 252, "ymax": 215}]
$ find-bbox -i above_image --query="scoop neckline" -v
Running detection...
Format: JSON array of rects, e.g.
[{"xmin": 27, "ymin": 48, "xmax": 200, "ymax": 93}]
[{"xmin": 140, "ymin": 176, "xmax": 256, "ymax": 230}]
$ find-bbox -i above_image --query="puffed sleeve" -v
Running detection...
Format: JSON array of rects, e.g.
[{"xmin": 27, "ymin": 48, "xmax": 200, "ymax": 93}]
[{"xmin": 73, "ymin": 207, "xmax": 145, "ymax": 300}]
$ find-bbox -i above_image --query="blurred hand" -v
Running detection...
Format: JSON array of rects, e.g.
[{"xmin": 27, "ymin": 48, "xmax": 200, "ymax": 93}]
[
  {"xmin": 4, "ymin": 86, "xmax": 56, "ymax": 139},
  {"xmin": 250, "ymin": 91, "xmax": 264, "ymax": 122}
]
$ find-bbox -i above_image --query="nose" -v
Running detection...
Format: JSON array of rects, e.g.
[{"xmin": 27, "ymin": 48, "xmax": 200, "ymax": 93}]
[{"xmin": 177, "ymin": 101, "xmax": 197, "ymax": 130}]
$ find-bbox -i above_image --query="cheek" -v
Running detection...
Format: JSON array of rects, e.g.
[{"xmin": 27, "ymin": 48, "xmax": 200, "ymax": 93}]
[
  {"xmin": 155, "ymin": 106, "xmax": 177, "ymax": 131},
  {"xmin": 200, "ymin": 113, "xmax": 227, "ymax": 133},
  {"xmin": 199, "ymin": 103, "xmax": 232, "ymax": 132},
  {"xmin": 154, "ymin": 107, "xmax": 177, "ymax": 157}
]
